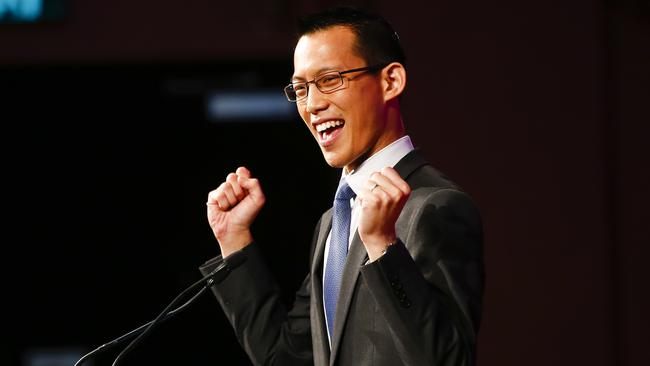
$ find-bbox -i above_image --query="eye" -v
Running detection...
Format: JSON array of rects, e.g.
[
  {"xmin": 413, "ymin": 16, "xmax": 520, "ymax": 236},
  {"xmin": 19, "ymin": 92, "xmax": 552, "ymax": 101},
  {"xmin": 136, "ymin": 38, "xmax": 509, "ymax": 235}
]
[
  {"xmin": 318, "ymin": 75, "xmax": 340, "ymax": 88},
  {"xmin": 293, "ymin": 83, "xmax": 308, "ymax": 97}
]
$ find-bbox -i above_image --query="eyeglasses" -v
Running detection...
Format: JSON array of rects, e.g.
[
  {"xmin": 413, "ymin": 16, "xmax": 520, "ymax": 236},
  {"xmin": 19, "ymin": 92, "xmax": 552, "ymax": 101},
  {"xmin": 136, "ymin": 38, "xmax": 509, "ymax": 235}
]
[{"xmin": 284, "ymin": 64, "xmax": 386, "ymax": 102}]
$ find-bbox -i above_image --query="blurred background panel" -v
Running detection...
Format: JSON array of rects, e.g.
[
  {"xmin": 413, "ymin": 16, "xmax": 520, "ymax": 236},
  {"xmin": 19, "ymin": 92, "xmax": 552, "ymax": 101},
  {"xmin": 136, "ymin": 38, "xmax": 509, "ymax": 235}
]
[{"xmin": 0, "ymin": 1, "xmax": 648, "ymax": 365}]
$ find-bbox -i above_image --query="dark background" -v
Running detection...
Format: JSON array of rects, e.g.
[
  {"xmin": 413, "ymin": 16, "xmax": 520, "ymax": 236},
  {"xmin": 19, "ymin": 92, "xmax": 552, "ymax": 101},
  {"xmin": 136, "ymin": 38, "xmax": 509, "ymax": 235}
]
[{"xmin": 1, "ymin": 0, "xmax": 648, "ymax": 365}]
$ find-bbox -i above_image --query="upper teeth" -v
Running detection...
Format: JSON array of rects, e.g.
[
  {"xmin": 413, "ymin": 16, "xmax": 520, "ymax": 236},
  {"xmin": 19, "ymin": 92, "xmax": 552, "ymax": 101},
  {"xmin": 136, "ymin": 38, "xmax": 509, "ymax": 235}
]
[{"xmin": 316, "ymin": 120, "xmax": 344, "ymax": 132}]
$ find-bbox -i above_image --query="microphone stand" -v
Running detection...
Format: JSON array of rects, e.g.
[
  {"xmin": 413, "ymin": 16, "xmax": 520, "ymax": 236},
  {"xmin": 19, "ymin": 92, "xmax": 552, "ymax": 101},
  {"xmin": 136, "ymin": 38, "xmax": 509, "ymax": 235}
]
[{"xmin": 74, "ymin": 260, "xmax": 228, "ymax": 366}]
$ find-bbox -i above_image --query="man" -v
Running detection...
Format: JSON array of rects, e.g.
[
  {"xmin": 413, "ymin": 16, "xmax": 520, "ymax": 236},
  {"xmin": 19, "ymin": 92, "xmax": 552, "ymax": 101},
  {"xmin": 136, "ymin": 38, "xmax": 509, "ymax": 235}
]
[{"xmin": 200, "ymin": 6, "xmax": 484, "ymax": 366}]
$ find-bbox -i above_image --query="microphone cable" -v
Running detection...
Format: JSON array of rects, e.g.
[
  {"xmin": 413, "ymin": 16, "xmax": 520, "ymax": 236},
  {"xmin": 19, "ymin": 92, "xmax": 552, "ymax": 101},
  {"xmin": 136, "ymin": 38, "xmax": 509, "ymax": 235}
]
[{"xmin": 74, "ymin": 260, "xmax": 227, "ymax": 366}]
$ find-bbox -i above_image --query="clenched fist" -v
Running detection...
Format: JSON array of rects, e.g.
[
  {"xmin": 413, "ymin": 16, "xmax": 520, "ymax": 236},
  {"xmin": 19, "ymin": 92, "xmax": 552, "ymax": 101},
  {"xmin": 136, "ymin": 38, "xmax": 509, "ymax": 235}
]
[
  {"xmin": 207, "ymin": 167, "xmax": 265, "ymax": 258},
  {"xmin": 357, "ymin": 167, "xmax": 411, "ymax": 261}
]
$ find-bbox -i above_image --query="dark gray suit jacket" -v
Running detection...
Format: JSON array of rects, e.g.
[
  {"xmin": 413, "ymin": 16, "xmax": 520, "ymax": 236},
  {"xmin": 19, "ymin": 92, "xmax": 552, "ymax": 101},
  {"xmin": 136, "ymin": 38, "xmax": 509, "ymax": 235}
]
[{"xmin": 199, "ymin": 150, "xmax": 484, "ymax": 366}]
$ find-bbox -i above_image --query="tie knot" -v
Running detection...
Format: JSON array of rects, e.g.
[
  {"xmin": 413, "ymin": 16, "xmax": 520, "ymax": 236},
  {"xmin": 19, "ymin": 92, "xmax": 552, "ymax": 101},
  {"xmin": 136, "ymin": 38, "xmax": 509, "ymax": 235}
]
[{"xmin": 335, "ymin": 181, "xmax": 356, "ymax": 201}]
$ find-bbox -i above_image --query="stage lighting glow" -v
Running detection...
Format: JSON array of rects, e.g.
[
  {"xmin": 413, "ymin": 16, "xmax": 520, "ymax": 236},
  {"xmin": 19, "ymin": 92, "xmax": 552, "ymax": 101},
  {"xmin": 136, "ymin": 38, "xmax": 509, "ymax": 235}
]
[
  {"xmin": 0, "ymin": 0, "xmax": 42, "ymax": 21},
  {"xmin": 0, "ymin": 0, "xmax": 64, "ymax": 23}
]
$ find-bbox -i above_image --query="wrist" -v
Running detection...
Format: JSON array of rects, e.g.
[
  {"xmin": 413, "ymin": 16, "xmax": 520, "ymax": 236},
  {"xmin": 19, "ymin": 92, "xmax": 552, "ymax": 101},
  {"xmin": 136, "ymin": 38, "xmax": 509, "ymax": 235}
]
[
  {"xmin": 363, "ymin": 235, "xmax": 396, "ymax": 262},
  {"xmin": 217, "ymin": 230, "xmax": 253, "ymax": 258}
]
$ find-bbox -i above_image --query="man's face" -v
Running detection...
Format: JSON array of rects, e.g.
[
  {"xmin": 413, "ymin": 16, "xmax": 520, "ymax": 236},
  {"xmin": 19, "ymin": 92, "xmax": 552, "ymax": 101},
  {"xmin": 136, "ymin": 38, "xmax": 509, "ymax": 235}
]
[{"xmin": 292, "ymin": 26, "xmax": 389, "ymax": 171}]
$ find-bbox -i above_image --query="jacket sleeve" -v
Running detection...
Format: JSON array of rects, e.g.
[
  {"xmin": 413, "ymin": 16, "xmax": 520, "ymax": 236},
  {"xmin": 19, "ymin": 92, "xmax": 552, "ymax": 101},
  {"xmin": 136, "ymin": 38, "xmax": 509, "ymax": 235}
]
[
  {"xmin": 359, "ymin": 188, "xmax": 484, "ymax": 366},
  {"xmin": 198, "ymin": 218, "xmax": 324, "ymax": 366}
]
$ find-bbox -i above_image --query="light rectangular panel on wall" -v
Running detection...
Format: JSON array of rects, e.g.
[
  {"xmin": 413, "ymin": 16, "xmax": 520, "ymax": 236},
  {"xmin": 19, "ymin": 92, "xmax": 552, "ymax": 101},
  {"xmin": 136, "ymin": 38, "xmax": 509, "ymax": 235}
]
[{"xmin": 205, "ymin": 90, "xmax": 296, "ymax": 123}]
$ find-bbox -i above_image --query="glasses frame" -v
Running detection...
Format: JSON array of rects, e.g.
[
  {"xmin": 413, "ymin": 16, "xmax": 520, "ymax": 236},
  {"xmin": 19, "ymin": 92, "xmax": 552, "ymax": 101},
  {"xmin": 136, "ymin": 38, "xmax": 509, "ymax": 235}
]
[{"xmin": 284, "ymin": 63, "xmax": 387, "ymax": 102}]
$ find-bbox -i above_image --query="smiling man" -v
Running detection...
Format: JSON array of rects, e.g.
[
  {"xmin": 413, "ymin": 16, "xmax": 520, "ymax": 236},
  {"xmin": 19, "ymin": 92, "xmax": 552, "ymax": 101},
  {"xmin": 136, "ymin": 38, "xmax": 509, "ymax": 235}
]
[{"xmin": 201, "ymin": 6, "xmax": 485, "ymax": 366}]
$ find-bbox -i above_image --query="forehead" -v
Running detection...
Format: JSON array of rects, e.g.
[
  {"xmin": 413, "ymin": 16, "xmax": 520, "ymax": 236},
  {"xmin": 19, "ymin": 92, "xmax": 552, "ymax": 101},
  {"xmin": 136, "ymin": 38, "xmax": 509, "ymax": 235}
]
[{"xmin": 292, "ymin": 26, "xmax": 365, "ymax": 80}]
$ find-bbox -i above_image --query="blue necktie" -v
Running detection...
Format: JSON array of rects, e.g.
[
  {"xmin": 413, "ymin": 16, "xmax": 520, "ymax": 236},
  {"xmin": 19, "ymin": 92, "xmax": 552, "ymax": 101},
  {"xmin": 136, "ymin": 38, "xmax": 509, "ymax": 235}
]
[{"xmin": 323, "ymin": 180, "xmax": 356, "ymax": 340}]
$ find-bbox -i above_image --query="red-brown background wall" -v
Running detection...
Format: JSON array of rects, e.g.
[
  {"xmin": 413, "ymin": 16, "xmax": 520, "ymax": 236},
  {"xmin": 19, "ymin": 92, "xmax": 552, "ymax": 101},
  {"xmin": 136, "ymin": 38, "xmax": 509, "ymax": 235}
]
[{"xmin": 1, "ymin": 1, "xmax": 647, "ymax": 365}]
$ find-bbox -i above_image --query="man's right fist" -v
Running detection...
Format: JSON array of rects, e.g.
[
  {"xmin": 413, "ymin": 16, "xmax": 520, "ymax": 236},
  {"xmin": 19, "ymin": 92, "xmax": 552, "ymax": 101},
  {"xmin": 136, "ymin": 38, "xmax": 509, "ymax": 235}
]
[{"xmin": 207, "ymin": 167, "xmax": 265, "ymax": 258}]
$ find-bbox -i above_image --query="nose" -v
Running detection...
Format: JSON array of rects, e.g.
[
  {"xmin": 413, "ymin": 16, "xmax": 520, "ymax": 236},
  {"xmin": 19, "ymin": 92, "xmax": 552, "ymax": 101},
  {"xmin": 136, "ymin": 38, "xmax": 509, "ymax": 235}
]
[{"xmin": 305, "ymin": 83, "xmax": 328, "ymax": 115}]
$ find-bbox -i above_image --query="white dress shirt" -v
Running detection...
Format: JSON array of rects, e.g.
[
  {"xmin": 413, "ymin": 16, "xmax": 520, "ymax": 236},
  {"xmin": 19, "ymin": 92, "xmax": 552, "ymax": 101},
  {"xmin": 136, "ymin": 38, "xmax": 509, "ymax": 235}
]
[{"xmin": 322, "ymin": 135, "xmax": 414, "ymax": 345}]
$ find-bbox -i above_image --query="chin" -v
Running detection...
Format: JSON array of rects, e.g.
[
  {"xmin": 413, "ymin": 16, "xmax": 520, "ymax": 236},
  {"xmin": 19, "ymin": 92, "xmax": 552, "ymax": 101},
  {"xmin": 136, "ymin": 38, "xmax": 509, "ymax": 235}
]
[{"xmin": 321, "ymin": 151, "xmax": 347, "ymax": 169}]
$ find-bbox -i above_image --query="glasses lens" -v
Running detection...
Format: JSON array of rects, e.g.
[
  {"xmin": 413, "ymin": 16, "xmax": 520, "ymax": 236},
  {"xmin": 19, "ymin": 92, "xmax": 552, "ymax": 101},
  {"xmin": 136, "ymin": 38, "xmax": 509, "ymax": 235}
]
[
  {"xmin": 284, "ymin": 84, "xmax": 297, "ymax": 101},
  {"xmin": 285, "ymin": 83, "xmax": 309, "ymax": 102},
  {"xmin": 317, "ymin": 73, "xmax": 343, "ymax": 92}
]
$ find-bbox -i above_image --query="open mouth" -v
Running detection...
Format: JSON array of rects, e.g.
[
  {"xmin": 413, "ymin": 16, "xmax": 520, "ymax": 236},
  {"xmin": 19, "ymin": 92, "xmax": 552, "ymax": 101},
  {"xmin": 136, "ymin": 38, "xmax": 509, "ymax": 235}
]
[{"xmin": 316, "ymin": 119, "xmax": 345, "ymax": 144}]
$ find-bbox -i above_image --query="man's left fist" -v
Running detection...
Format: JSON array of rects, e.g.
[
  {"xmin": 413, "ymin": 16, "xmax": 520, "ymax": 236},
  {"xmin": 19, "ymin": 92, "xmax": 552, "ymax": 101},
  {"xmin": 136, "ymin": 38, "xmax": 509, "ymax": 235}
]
[{"xmin": 357, "ymin": 167, "xmax": 411, "ymax": 261}]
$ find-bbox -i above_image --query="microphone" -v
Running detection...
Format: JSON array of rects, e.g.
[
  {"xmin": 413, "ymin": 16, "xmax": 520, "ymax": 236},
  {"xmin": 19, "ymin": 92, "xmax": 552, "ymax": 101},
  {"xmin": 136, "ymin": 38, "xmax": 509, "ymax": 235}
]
[{"xmin": 74, "ymin": 259, "xmax": 229, "ymax": 366}]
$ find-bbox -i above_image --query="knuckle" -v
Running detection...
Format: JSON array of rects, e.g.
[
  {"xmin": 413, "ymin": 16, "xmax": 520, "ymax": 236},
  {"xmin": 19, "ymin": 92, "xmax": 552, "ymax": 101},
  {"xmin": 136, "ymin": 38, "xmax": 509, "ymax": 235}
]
[
  {"xmin": 366, "ymin": 196, "xmax": 380, "ymax": 206},
  {"xmin": 389, "ymin": 190, "xmax": 401, "ymax": 201}
]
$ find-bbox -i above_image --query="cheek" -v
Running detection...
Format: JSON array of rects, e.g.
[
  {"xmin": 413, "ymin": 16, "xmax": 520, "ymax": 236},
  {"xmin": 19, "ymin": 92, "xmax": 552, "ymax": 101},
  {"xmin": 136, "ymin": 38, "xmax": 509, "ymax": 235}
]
[
  {"xmin": 348, "ymin": 84, "xmax": 382, "ymax": 118},
  {"xmin": 298, "ymin": 108, "xmax": 311, "ymax": 128},
  {"xmin": 350, "ymin": 104, "xmax": 384, "ymax": 143}
]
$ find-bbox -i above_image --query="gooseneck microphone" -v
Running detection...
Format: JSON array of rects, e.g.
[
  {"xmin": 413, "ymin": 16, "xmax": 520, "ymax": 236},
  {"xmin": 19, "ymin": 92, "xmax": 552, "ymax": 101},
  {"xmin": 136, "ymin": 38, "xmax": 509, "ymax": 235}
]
[{"xmin": 74, "ymin": 259, "xmax": 230, "ymax": 366}]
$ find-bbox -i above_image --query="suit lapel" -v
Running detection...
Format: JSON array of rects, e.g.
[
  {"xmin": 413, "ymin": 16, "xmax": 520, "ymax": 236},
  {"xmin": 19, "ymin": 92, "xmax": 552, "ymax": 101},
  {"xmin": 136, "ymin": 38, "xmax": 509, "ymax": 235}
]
[
  {"xmin": 326, "ymin": 149, "xmax": 428, "ymax": 365},
  {"xmin": 311, "ymin": 210, "xmax": 332, "ymax": 366},
  {"xmin": 329, "ymin": 231, "xmax": 367, "ymax": 363}
]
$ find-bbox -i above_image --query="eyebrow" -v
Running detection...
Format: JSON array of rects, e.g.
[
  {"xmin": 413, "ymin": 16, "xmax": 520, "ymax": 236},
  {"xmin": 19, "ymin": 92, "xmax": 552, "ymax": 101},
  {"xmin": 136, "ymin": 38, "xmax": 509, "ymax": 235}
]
[{"xmin": 291, "ymin": 66, "xmax": 340, "ymax": 82}]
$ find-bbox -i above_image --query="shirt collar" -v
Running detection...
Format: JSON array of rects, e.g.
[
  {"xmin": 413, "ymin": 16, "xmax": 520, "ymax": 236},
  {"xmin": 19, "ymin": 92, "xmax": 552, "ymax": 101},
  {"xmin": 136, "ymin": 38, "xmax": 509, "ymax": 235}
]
[{"xmin": 343, "ymin": 135, "xmax": 415, "ymax": 196}]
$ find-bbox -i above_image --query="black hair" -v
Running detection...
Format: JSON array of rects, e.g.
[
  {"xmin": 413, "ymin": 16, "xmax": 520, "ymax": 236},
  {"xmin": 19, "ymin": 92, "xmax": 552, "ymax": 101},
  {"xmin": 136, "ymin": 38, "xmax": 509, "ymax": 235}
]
[{"xmin": 296, "ymin": 5, "xmax": 406, "ymax": 67}]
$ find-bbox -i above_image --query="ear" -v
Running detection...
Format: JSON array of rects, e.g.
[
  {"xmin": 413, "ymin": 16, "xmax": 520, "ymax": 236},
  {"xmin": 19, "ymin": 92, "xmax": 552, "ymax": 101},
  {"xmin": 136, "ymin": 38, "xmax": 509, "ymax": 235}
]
[{"xmin": 381, "ymin": 62, "xmax": 406, "ymax": 102}]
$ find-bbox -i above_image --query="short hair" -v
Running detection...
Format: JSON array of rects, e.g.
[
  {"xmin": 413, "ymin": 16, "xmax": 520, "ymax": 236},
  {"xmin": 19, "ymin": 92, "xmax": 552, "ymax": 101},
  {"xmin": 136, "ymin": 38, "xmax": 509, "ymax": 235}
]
[{"xmin": 296, "ymin": 6, "xmax": 406, "ymax": 67}]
